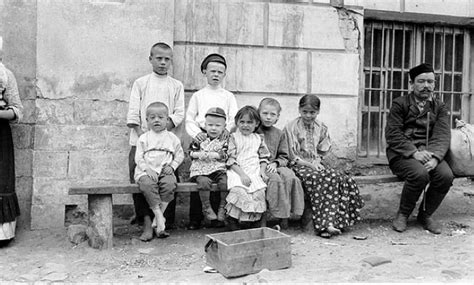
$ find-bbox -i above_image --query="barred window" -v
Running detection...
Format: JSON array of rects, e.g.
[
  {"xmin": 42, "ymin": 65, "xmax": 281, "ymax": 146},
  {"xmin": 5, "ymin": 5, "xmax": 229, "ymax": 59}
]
[{"xmin": 360, "ymin": 20, "xmax": 471, "ymax": 158}]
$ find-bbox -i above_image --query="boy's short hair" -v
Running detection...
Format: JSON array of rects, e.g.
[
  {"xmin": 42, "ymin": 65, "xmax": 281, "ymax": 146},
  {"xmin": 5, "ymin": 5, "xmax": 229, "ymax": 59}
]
[
  {"xmin": 201, "ymin": 53, "xmax": 227, "ymax": 73},
  {"xmin": 150, "ymin": 42, "xmax": 172, "ymax": 56},
  {"xmin": 146, "ymin": 101, "xmax": 169, "ymax": 115},
  {"xmin": 205, "ymin": 107, "xmax": 227, "ymax": 120},
  {"xmin": 258, "ymin": 97, "xmax": 282, "ymax": 113}
]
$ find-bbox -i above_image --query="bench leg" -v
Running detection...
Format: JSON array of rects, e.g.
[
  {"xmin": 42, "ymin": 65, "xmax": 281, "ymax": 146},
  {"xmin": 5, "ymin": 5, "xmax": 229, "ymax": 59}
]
[{"xmin": 86, "ymin": 194, "xmax": 113, "ymax": 249}]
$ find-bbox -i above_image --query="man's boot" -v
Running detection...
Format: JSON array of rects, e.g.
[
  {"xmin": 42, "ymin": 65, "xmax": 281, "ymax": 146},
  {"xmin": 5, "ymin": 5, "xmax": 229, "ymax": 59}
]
[
  {"xmin": 392, "ymin": 212, "xmax": 408, "ymax": 232},
  {"xmin": 417, "ymin": 212, "xmax": 442, "ymax": 234}
]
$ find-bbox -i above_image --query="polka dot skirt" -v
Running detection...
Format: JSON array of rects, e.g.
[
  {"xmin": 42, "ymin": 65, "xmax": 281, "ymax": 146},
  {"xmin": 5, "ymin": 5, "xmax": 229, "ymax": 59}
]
[{"xmin": 292, "ymin": 165, "xmax": 364, "ymax": 233}]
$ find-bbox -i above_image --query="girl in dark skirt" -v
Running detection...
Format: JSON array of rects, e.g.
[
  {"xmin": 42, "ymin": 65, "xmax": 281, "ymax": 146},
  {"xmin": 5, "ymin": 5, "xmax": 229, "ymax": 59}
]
[
  {"xmin": 0, "ymin": 62, "xmax": 23, "ymax": 247},
  {"xmin": 284, "ymin": 95, "xmax": 363, "ymax": 238}
]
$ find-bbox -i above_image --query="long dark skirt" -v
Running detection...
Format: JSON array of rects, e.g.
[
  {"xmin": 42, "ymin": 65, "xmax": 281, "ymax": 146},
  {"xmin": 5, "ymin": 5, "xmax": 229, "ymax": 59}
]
[
  {"xmin": 0, "ymin": 119, "xmax": 20, "ymax": 225},
  {"xmin": 291, "ymin": 164, "xmax": 363, "ymax": 233}
]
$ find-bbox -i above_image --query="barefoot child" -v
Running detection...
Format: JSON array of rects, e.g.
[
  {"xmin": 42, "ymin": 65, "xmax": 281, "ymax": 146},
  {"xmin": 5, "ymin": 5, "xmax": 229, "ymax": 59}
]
[
  {"xmin": 257, "ymin": 98, "xmax": 304, "ymax": 229},
  {"xmin": 127, "ymin": 42, "xmax": 185, "ymax": 237},
  {"xmin": 225, "ymin": 106, "xmax": 270, "ymax": 230},
  {"xmin": 134, "ymin": 102, "xmax": 184, "ymax": 240},
  {"xmin": 188, "ymin": 107, "xmax": 229, "ymax": 225},
  {"xmin": 284, "ymin": 95, "xmax": 364, "ymax": 238},
  {"xmin": 185, "ymin": 53, "xmax": 238, "ymax": 230}
]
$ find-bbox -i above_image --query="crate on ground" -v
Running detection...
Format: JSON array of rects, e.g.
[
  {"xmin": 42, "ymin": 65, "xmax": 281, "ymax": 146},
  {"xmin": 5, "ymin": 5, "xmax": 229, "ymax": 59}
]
[{"xmin": 204, "ymin": 227, "xmax": 291, "ymax": 278}]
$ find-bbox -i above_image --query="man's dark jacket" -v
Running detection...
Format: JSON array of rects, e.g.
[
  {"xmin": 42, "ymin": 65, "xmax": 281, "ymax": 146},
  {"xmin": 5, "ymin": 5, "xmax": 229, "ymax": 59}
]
[{"xmin": 385, "ymin": 93, "xmax": 451, "ymax": 163}]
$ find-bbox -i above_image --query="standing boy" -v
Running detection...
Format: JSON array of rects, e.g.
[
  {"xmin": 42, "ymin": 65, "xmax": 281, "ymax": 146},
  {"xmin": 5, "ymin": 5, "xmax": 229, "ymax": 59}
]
[
  {"xmin": 188, "ymin": 107, "xmax": 229, "ymax": 226},
  {"xmin": 135, "ymin": 102, "xmax": 184, "ymax": 239},
  {"xmin": 127, "ymin": 42, "xmax": 185, "ymax": 240},
  {"xmin": 185, "ymin": 53, "xmax": 238, "ymax": 229}
]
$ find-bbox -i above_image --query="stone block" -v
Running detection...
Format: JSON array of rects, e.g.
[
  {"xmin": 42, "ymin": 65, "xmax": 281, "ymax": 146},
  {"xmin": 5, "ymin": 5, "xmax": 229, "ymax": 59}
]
[
  {"xmin": 175, "ymin": 46, "xmax": 308, "ymax": 93},
  {"xmin": 67, "ymin": 224, "xmax": 88, "ymax": 244},
  {"xmin": 11, "ymin": 124, "xmax": 34, "ymax": 149},
  {"xmin": 20, "ymin": 99, "xmax": 37, "ymax": 124},
  {"xmin": 405, "ymin": 0, "xmax": 471, "ymax": 17},
  {"xmin": 68, "ymin": 150, "xmax": 128, "ymax": 181},
  {"xmin": 34, "ymin": 125, "xmax": 128, "ymax": 151},
  {"xmin": 357, "ymin": 0, "xmax": 400, "ymax": 11},
  {"xmin": 15, "ymin": 149, "xmax": 33, "ymax": 177},
  {"xmin": 16, "ymin": 176, "xmax": 33, "ymax": 202},
  {"xmin": 175, "ymin": 0, "xmax": 265, "ymax": 46},
  {"xmin": 317, "ymin": 96, "xmax": 358, "ymax": 159},
  {"xmin": 16, "ymin": 200, "xmax": 31, "ymax": 230},
  {"xmin": 32, "ymin": 178, "xmax": 70, "ymax": 205},
  {"xmin": 35, "ymin": 99, "xmax": 75, "ymax": 124},
  {"xmin": 268, "ymin": 4, "xmax": 345, "ymax": 50},
  {"xmin": 30, "ymin": 203, "xmax": 65, "ymax": 229},
  {"xmin": 74, "ymin": 100, "xmax": 128, "ymax": 126},
  {"xmin": 36, "ymin": 0, "xmax": 174, "ymax": 100},
  {"xmin": 311, "ymin": 52, "xmax": 359, "ymax": 96},
  {"xmin": 33, "ymin": 151, "xmax": 68, "ymax": 178}
]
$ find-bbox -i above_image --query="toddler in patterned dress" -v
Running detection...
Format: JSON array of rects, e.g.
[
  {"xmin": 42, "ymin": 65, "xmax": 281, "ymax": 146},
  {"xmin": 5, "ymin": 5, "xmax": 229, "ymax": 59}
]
[{"xmin": 188, "ymin": 107, "xmax": 229, "ymax": 225}]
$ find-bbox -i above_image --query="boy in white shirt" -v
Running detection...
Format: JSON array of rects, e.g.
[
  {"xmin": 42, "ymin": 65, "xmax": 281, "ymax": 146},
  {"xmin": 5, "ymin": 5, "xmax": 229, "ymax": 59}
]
[
  {"xmin": 127, "ymin": 42, "xmax": 185, "ymax": 239},
  {"xmin": 135, "ymin": 102, "xmax": 184, "ymax": 240},
  {"xmin": 185, "ymin": 53, "xmax": 238, "ymax": 229}
]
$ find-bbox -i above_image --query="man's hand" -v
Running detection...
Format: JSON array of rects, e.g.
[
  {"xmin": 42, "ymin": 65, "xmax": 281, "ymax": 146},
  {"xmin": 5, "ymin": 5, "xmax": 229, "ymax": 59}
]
[
  {"xmin": 145, "ymin": 168, "xmax": 159, "ymax": 182},
  {"xmin": 413, "ymin": 150, "xmax": 432, "ymax": 164},
  {"xmin": 166, "ymin": 118, "xmax": 175, "ymax": 131},
  {"xmin": 194, "ymin": 132, "xmax": 207, "ymax": 143},
  {"xmin": 424, "ymin": 158, "xmax": 438, "ymax": 172},
  {"xmin": 266, "ymin": 162, "xmax": 278, "ymax": 173},
  {"xmin": 239, "ymin": 174, "xmax": 251, "ymax": 187}
]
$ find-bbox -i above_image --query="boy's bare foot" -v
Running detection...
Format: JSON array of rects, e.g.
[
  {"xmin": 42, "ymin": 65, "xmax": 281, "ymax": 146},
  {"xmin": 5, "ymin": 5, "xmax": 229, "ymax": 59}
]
[
  {"xmin": 327, "ymin": 225, "xmax": 342, "ymax": 235},
  {"xmin": 139, "ymin": 229, "xmax": 153, "ymax": 241},
  {"xmin": 139, "ymin": 215, "xmax": 154, "ymax": 241}
]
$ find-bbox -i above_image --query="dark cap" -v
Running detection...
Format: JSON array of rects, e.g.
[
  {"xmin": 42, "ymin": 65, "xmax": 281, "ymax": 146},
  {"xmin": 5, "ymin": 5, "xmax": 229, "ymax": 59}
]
[
  {"xmin": 201, "ymin": 53, "xmax": 227, "ymax": 73},
  {"xmin": 205, "ymin": 107, "xmax": 226, "ymax": 119},
  {"xmin": 409, "ymin": 63, "xmax": 434, "ymax": 81}
]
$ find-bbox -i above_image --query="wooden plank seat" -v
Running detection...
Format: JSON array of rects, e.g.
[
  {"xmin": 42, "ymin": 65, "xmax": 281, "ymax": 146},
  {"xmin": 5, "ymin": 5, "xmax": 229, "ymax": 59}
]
[{"xmin": 69, "ymin": 175, "xmax": 404, "ymax": 249}]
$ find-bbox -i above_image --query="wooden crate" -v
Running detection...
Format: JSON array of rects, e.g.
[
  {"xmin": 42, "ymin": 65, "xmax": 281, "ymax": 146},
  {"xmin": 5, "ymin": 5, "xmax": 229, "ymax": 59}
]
[{"xmin": 205, "ymin": 227, "xmax": 292, "ymax": 278}]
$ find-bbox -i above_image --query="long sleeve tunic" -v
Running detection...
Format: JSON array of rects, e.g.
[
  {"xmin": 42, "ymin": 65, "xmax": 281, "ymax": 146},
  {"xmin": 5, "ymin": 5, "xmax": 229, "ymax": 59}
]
[{"xmin": 385, "ymin": 93, "xmax": 451, "ymax": 163}]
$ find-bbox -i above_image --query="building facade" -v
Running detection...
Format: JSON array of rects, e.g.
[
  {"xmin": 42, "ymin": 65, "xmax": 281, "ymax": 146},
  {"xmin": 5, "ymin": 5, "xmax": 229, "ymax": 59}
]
[{"xmin": 0, "ymin": 0, "xmax": 472, "ymax": 229}]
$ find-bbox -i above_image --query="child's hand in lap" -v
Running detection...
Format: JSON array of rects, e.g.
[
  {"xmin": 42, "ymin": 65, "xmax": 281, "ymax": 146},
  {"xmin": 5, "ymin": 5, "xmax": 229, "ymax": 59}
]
[
  {"xmin": 266, "ymin": 162, "xmax": 278, "ymax": 173},
  {"xmin": 311, "ymin": 162, "xmax": 325, "ymax": 171},
  {"xmin": 145, "ymin": 168, "xmax": 159, "ymax": 182},
  {"xmin": 161, "ymin": 165, "xmax": 174, "ymax": 175},
  {"xmin": 260, "ymin": 171, "xmax": 269, "ymax": 183},
  {"xmin": 239, "ymin": 174, "xmax": 251, "ymax": 187},
  {"xmin": 194, "ymin": 132, "xmax": 207, "ymax": 143}
]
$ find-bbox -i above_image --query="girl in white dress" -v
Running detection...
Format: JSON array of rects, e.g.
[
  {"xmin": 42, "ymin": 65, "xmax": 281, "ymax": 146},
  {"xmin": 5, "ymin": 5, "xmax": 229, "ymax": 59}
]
[{"xmin": 225, "ymin": 106, "xmax": 271, "ymax": 230}]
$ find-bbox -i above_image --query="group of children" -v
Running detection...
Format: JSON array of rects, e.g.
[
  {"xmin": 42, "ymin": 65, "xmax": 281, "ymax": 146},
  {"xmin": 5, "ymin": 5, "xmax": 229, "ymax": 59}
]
[{"xmin": 127, "ymin": 42, "xmax": 363, "ymax": 241}]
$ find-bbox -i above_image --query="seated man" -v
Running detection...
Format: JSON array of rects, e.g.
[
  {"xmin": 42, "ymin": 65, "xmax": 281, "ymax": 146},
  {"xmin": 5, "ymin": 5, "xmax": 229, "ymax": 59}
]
[{"xmin": 385, "ymin": 63, "xmax": 453, "ymax": 234}]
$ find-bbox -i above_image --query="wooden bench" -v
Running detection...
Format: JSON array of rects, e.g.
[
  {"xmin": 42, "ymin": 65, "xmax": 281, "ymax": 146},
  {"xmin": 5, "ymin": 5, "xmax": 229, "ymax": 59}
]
[{"xmin": 69, "ymin": 175, "xmax": 404, "ymax": 249}]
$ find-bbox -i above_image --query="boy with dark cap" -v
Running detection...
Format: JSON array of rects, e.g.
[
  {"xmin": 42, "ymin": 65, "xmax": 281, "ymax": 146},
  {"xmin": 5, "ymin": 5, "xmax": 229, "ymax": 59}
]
[
  {"xmin": 385, "ymin": 63, "xmax": 453, "ymax": 234},
  {"xmin": 188, "ymin": 107, "xmax": 229, "ymax": 223},
  {"xmin": 185, "ymin": 53, "xmax": 238, "ymax": 229}
]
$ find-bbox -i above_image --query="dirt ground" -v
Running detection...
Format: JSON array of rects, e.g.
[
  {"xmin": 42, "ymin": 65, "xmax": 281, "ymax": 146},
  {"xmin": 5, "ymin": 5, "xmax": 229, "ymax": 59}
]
[{"xmin": 0, "ymin": 211, "xmax": 473, "ymax": 283}]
